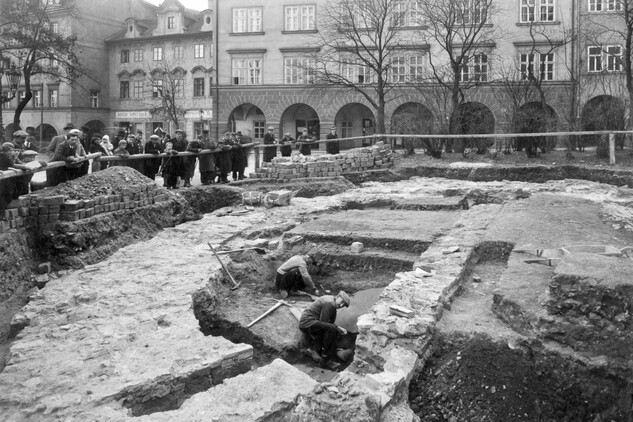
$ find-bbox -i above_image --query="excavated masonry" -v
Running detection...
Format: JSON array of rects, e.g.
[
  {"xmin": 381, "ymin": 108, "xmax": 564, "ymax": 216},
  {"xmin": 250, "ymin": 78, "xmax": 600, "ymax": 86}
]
[{"xmin": 1, "ymin": 172, "xmax": 633, "ymax": 421}]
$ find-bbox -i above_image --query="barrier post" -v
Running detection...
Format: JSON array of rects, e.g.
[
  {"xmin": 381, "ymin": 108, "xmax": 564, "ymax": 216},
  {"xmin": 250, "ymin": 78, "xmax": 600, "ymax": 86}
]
[{"xmin": 609, "ymin": 133, "xmax": 616, "ymax": 165}]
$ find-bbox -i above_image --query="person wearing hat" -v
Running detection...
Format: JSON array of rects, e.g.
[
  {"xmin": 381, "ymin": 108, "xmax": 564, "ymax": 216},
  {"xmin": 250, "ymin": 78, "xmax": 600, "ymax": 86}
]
[
  {"xmin": 326, "ymin": 126, "xmax": 340, "ymax": 155},
  {"xmin": 47, "ymin": 123, "xmax": 75, "ymax": 157},
  {"xmin": 297, "ymin": 127, "xmax": 316, "ymax": 155},
  {"xmin": 49, "ymin": 128, "xmax": 86, "ymax": 185},
  {"xmin": 262, "ymin": 125, "xmax": 277, "ymax": 163},
  {"xmin": 275, "ymin": 253, "xmax": 321, "ymax": 298},
  {"xmin": 299, "ymin": 291, "xmax": 351, "ymax": 368},
  {"xmin": 198, "ymin": 129, "xmax": 218, "ymax": 185},
  {"xmin": 215, "ymin": 131, "xmax": 234, "ymax": 183},
  {"xmin": 0, "ymin": 142, "xmax": 31, "ymax": 209},
  {"xmin": 143, "ymin": 134, "xmax": 164, "ymax": 180},
  {"xmin": 11, "ymin": 130, "xmax": 29, "ymax": 154},
  {"xmin": 279, "ymin": 131, "xmax": 295, "ymax": 157}
]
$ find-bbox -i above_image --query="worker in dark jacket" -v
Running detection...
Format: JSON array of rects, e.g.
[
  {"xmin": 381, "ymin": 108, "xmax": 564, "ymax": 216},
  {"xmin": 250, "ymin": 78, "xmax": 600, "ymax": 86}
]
[
  {"xmin": 276, "ymin": 254, "xmax": 320, "ymax": 298},
  {"xmin": 299, "ymin": 292, "xmax": 350, "ymax": 366},
  {"xmin": 325, "ymin": 126, "xmax": 340, "ymax": 154},
  {"xmin": 262, "ymin": 126, "xmax": 277, "ymax": 162}
]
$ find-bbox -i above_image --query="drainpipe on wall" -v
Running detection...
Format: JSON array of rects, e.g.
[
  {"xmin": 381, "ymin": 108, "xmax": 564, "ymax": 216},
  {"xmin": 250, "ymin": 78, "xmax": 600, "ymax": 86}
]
[{"xmin": 214, "ymin": 0, "xmax": 220, "ymax": 142}]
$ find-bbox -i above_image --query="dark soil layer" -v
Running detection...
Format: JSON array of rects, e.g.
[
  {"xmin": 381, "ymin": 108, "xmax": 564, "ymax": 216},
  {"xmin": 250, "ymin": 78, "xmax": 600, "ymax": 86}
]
[{"xmin": 409, "ymin": 333, "xmax": 631, "ymax": 422}]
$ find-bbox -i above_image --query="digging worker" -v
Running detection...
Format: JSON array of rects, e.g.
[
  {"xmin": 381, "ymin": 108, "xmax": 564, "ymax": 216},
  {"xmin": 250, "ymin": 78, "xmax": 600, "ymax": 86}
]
[
  {"xmin": 299, "ymin": 291, "xmax": 350, "ymax": 365},
  {"xmin": 276, "ymin": 253, "xmax": 320, "ymax": 298}
]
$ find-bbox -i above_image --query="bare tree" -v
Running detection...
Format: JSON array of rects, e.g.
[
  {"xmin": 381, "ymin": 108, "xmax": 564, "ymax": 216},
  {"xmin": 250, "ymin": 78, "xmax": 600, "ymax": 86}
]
[
  {"xmin": 580, "ymin": 5, "xmax": 632, "ymax": 156},
  {"xmin": 305, "ymin": 0, "xmax": 413, "ymax": 134},
  {"xmin": 495, "ymin": 18, "xmax": 573, "ymax": 156},
  {"xmin": 0, "ymin": 0, "xmax": 87, "ymax": 129},
  {"xmin": 146, "ymin": 61, "xmax": 187, "ymax": 131},
  {"xmin": 416, "ymin": 0, "xmax": 501, "ymax": 154}
]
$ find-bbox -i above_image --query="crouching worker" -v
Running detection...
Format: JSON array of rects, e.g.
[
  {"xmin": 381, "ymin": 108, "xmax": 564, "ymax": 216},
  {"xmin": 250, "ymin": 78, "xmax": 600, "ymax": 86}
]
[
  {"xmin": 299, "ymin": 291, "xmax": 350, "ymax": 367},
  {"xmin": 275, "ymin": 253, "xmax": 320, "ymax": 298}
]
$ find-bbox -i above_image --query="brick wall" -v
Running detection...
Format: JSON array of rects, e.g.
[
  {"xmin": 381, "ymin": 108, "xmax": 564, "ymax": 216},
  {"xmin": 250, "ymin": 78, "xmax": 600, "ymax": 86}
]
[{"xmin": 251, "ymin": 142, "xmax": 393, "ymax": 181}]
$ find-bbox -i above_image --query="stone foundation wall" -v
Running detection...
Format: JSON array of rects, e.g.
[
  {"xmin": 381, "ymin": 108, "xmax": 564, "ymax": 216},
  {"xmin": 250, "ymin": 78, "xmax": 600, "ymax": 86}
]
[{"xmin": 251, "ymin": 142, "xmax": 393, "ymax": 181}]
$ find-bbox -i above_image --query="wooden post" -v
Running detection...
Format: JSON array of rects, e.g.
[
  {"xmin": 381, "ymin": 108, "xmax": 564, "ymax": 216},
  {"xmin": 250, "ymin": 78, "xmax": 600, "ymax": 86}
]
[{"xmin": 609, "ymin": 133, "xmax": 616, "ymax": 165}]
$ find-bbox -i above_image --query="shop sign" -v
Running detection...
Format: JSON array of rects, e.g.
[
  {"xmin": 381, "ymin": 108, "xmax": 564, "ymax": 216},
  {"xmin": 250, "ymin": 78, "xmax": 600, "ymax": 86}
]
[{"xmin": 115, "ymin": 111, "xmax": 152, "ymax": 119}]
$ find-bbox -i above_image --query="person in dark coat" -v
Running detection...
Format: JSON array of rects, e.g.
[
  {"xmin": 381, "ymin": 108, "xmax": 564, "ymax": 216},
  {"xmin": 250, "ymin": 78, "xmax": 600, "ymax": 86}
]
[
  {"xmin": 236, "ymin": 131, "xmax": 251, "ymax": 179},
  {"xmin": 325, "ymin": 126, "xmax": 340, "ymax": 155},
  {"xmin": 49, "ymin": 128, "xmax": 86, "ymax": 184},
  {"xmin": 262, "ymin": 126, "xmax": 277, "ymax": 162},
  {"xmin": 161, "ymin": 141, "xmax": 180, "ymax": 189},
  {"xmin": 184, "ymin": 135, "xmax": 203, "ymax": 187},
  {"xmin": 297, "ymin": 128, "xmax": 316, "ymax": 155},
  {"xmin": 143, "ymin": 134, "xmax": 164, "ymax": 180},
  {"xmin": 299, "ymin": 292, "xmax": 350, "ymax": 366},
  {"xmin": 198, "ymin": 130, "xmax": 217, "ymax": 185},
  {"xmin": 125, "ymin": 131, "xmax": 144, "ymax": 173},
  {"xmin": 171, "ymin": 129, "xmax": 188, "ymax": 186},
  {"xmin": 216, "ymin": 132, "xmax": 233, "ymax": 183},
  {"xmin": 0, "ymin": 142, "xmax": 31, "ymax": 209},
  {"xmin": 279, "ymin": 132, "xmax": 295, "ymax": 157},
  {"xmin": 230, "ymin": 132, "xmax": 244, "ymax": 181}
]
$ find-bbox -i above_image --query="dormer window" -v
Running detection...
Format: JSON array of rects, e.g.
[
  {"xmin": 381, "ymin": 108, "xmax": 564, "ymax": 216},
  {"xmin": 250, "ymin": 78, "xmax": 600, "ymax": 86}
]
[{"xmin": 167, "ymin": 16, "xmax": 175, "ymax": 29}]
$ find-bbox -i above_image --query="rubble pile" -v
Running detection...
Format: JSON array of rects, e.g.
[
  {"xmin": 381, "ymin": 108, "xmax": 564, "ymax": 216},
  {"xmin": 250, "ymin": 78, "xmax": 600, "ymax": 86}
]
[{"xmin": 252, "ymin": 142, "xmax": 393, "ymax": 180}]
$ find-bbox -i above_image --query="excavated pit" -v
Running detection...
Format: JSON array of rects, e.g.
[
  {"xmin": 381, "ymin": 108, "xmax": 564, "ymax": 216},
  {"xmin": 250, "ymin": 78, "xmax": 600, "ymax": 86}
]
[
  {"xmin": 410, "ymin": 241, "xmax": 633, "ymax": 421},
  {"xmin": 193, "ymin": 248, "xmax": 411, "ymax": 374}
]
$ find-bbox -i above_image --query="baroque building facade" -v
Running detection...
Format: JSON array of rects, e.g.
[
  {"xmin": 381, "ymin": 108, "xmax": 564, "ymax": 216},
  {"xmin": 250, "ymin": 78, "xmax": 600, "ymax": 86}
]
[{"xmin": 2, "ymin": 0, "xmax": 629, "ymax": 149}]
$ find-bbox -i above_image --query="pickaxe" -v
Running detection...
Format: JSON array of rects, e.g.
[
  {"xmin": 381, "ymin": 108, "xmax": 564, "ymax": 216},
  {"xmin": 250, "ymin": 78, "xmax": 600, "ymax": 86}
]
[
  {"xmin": 208, "ymin": 242, "xmax": 241, "ymax": 290},
  {"xmin": 215, "ymin": 247, "xmax": 266, "ymax": 255},
  {"xmin": 247, "ymin": 299, "xmax": 290, "ymax": 328}
]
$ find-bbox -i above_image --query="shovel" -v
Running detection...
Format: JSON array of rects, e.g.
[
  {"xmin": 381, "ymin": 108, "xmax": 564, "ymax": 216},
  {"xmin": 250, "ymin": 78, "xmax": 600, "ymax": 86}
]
[
  {"xmin": 208, "ymin": 242, "xmax": 241, "ymax": 290},
  {"xmin": 215, "ymin": 247, "xmax": 266, "ymax": 255}
]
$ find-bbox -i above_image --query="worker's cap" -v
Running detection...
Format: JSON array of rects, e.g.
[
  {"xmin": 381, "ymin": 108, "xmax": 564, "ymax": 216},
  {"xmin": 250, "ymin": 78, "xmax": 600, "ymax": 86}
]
[
  {"xmin": 63, "ymin": 123, "xmax": 75, "ymax": 130},
  {"xmin": 118, "ymin": 139, "xmax": 128, "ymax": 145},
  {"xmin": 284, "ymin": 132, "xmax": 290, "ymax": 136},
  {"xmin": 12, "ymin": 130, "xmax": 29, "ymax": 138},
  {"xmin": 236, "ymin": 131, "xmax": 242, "ymax": 135},
  {"xmin": 267, "ymin": 126, "xmax": 274, "ymax": 130},
  {"xmin": 150, "ymin": 134, "xmax": 159, "ymax": 139},
  {"xmin": 136, "ymin": 129, "xmax": 143, "ymax": 134},
  {"xmin": 330, "ymin": 126, "xmax": 336, "ymax": 130},
  {"xmin": 175, "ymin": 128, "xmax": 184, "ymax": 133},
  {"xmin": 1, "ymin": 142, "xmax": 15, "ymax": 151},
  {"xmin": 21, "ymin": 150, "xmax": 38, "ymax": 156},
  {"xmin": 127, "ymin": 133, "xmax": 136, "ymax": 138},
  {"xmin": 202, "ymin": 129, "xmax": 209, "ymax": 133},
  {"xmin": 68, "ymin": 129, "xmax": 81, "ymax": 136},
  {"xmin": 337, "ymin": 291, "xmax": 350, "ymax": 308}
]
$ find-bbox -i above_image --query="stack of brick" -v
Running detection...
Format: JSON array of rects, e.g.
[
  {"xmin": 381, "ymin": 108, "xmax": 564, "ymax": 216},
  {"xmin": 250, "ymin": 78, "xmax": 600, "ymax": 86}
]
[
  {"xmin": 0, "ymin": 183, "xmax": 169, "ymax": 234},
  {"xmin": 251, "ymin": 142, "xmax": 393, "ymax": 181}
]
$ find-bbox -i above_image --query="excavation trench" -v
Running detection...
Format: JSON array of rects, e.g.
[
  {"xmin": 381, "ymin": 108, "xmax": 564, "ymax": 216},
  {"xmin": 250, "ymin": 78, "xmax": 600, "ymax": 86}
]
[
  {"xmin": 409, "ymin": 241, "xmax": 633, "ymax": 421},
  {"xmin": 194, "ymin": 247, "xmax": 415, "ymax": 381}
]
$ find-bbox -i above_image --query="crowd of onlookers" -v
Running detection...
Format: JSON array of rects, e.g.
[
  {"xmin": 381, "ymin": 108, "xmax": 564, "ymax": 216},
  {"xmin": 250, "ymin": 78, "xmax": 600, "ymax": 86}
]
[{"xmin": 1, "ymin": 122, "xmax": 342, "ymax": 210}]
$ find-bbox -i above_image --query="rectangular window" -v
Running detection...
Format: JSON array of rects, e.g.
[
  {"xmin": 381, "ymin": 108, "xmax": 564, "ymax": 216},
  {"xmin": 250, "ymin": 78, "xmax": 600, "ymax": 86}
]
[
  {"xmin": 588, "ymin": 46, "xmax": 603, "ymax": 72},
  {"xmin": 539, "ymin": 53, "xmax": 554, "ymax": 80},
  {"xmin": 121, "ymin": 49, "xmax": 129, "ymax": 63},
  {"xmin": 167, "ymin": 16, "xmax": 174, "ymax": 29},
  {"xmin": 409, "ymin": 55, "xmax": 425, "ymax": 81},
  {"xmin": 459, "ymin": 54, "xmax": 488, "ymax": 82},
  {"xmin": 152, "ymin": 80, "xmax": 162, "ymax": 98},
  {"xmin": 341, "ymin": 121, "xmax": 352, "ymax": 138},
  {"xmin": 33, "ymin": 90, "xmax": 42, "ymax": 108},
  {"xmin": 254, "ymin": 120, "xmax": 265, "ymax": 139},
  {"xmin": 457, "ymin": 0, "xmax": 486, "ymax": 24},
  {"xmin": 284, "ymin": 57, "xmax": 315, "ymax": 84},
  {"xmin": 134, "ymin": 48, "xmax": 143, "ymax": 62},
  {"xmin": 51, "ymin": 22, "xmax": 59, "ymax": 33},
  {"xmin": 175, "ymin": 78, "xmax": 184, "ymax": 97},
  {"xmin": 133, "ymin": 80, "xmax": 143, "ymax": 98},
  {"xmin": 193, "ymin": 77, "xmax": 205, "ymax": 96},
  {"xmin": 232, "ymin": 7, "xmax": 262, "ymax": 33},
  {"xmin": 48, "ymin": 88, "xmax": 58, "ymax": 107},
  {"xmin": 153, "ymin": 47, "xmax": 163, "ymax": 61},
  {"xmin": 391, "ymin": 55, "xmax": 424, "ymax": 82},
  {"xmin": 174, "ymin": 45, "xmax": 184, "ymax": 59},
  {"xmin": 341, "ymin": 58, "xmax": 372, "ymax": 84},
  {"xmin": 90, "ymin": 90, "xmax": 100, "ymax": 108},
  {"xmin": 391, "ymin": 56, "xmax": 407, "ymax": 83},
  {"xmin": 194, "ymin": 44, "xmax": 205, "ymax": 58},
  {"xmin": 232, "ymin": 58, "xmax": 262, "ymax": 85},
  {"xmin": 285, "ymin": 5, "xmax": 315, "ymax": 31},
  {"xmin": 607, "ymin": 45, "xmax": 623, "ymax": 71},
  {"xmin": 521, "ymin": 0, "xmax": 555, "ymax": 22},
  {"xmin": 120, "ymin": 81, "xmax": 130, "ymax": 99},
  {"xmin": 589, "ymin": 0, "xmax": 622, "ymax": 12}
]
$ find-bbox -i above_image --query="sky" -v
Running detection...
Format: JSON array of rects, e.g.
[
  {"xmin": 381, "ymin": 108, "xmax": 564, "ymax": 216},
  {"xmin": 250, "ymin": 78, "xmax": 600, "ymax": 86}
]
[{"xmin": 145, "ymin": 0, "xmax": 209, "ymax": 11}]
